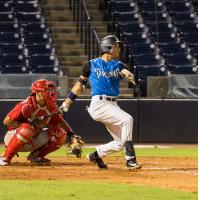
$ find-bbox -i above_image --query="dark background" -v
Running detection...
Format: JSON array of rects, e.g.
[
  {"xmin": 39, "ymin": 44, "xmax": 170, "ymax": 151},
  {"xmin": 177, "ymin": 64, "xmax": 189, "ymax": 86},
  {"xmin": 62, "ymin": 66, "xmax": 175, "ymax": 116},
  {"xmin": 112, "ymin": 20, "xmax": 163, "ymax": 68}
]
[{"xmin": 0, "ymin": 99, "xmax": 197, "ymax": 143}]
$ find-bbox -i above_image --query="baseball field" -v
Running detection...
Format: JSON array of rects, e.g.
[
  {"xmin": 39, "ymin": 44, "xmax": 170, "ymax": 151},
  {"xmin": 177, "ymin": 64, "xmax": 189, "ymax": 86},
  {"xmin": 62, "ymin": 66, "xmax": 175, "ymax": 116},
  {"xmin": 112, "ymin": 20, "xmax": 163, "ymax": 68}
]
[{"xmin": 0, "ymin": 145, "xmax": 197, "ymax": 200}]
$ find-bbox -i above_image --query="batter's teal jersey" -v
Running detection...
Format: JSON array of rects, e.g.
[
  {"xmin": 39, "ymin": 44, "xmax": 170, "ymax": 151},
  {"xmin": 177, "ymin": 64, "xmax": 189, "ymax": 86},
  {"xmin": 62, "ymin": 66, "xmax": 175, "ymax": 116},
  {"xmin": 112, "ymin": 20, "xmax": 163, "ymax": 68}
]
[{"xmin": 82, "ymin": 58, "xmax": 126, "ymax": 96}]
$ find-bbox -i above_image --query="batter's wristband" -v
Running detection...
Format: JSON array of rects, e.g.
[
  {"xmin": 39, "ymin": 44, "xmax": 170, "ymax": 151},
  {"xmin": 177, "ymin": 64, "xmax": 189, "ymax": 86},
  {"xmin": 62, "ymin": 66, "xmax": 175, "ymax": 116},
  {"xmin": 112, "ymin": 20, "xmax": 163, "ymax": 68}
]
[{"xmin": 68, "ymin": 92, "xmax": 78, "ymax": 101}]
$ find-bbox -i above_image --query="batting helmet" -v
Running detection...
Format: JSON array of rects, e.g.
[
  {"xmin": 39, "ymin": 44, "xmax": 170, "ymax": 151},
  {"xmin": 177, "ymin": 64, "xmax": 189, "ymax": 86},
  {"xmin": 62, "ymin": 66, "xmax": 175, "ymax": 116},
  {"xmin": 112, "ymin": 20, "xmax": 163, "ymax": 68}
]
[{"xmin": 99, "ymin": 35, "xmax": 123, "ymax": 54}]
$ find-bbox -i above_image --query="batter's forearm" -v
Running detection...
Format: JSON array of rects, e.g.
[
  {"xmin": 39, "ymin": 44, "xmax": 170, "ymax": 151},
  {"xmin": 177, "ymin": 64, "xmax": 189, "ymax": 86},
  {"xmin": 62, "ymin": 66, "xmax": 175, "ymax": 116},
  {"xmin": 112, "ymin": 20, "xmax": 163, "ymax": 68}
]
[
  {"xmin": 64, "ymin": 75, "xmax": 87, "ymax": 106},
  {"xmin": 63, "ymin": 82, "xmax": 83, "ymax": 106}
]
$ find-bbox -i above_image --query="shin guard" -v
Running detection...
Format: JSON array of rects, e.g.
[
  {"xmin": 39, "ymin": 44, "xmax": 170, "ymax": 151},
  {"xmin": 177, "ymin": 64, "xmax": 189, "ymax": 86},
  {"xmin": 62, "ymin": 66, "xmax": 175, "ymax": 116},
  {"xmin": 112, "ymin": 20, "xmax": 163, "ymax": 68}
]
[
  {"xmin": 3, "ymin": 135, "xmax": 25, "ymax": 161},
  {"xmin": 3, "ymin": 123, "xmax": 35, "ymax": 162}
]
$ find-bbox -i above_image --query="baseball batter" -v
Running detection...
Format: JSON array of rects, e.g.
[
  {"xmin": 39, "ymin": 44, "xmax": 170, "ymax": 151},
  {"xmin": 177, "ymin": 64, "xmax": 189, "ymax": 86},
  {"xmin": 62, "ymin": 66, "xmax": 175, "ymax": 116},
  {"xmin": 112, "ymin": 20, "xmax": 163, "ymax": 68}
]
[
  {"xmin": 61, "ymin": 35, "xmax": 141, "ymax": 170},
  {"xmin": 0, "ymin": 79, "xmax": 78, "ymax": 166}
]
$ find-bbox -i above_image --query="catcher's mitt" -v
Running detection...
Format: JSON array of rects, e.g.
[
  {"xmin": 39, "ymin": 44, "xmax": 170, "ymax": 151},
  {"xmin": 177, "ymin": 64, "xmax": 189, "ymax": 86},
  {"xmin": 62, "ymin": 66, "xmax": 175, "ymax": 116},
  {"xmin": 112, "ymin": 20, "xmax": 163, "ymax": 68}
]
[{"xmin": 67, "ymin": 135, "xmax": 85, "ymax": 158}]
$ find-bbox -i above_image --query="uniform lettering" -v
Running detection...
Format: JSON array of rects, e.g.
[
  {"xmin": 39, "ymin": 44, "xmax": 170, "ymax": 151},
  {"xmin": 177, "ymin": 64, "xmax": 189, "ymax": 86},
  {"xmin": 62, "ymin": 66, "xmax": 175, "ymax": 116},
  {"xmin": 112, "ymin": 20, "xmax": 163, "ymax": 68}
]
[{"xmin": 94, "ymin": 68, "xmax": 120, "ymax": 78}]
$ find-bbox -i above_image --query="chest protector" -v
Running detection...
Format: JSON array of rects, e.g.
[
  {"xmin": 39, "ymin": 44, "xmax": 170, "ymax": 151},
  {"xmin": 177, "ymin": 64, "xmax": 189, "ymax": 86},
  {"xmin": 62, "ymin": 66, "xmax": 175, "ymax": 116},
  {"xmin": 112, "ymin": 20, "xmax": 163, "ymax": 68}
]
[{"xmin": 22, "ymin": 96, "xmax": 55, "ymax": 128}]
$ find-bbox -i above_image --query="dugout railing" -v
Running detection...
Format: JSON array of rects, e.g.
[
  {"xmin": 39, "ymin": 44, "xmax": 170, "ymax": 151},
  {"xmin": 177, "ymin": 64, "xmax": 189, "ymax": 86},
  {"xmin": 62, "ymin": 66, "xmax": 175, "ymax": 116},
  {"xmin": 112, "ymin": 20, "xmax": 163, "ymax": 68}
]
[{"xmin": 69, "ymin": 0, "xmax": 100, "ymax": 60}]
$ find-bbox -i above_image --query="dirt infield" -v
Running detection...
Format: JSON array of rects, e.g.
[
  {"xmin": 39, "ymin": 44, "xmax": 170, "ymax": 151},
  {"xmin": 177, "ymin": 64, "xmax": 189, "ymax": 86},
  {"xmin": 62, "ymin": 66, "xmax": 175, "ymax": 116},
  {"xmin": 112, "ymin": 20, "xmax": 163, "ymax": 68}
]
[{"xmin": 0, "ymin": 156, "xmax": 197, "ymax": 192}]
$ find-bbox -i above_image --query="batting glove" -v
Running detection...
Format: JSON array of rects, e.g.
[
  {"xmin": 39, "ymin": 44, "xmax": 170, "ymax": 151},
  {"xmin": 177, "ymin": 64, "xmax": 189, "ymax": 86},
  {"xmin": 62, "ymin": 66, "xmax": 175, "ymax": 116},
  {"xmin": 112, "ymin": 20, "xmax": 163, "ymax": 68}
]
[{"xmin": 60, "ymin": 102, "xmax": 69, "ymax": 112}]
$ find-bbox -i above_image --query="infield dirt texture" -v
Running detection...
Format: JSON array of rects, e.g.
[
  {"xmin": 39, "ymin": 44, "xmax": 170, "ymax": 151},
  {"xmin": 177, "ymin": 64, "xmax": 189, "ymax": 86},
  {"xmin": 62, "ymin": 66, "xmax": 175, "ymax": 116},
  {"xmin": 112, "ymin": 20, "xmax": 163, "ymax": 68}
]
[{"xmin": 0, "ymin": 145, "xmax": 197, "ymax": 193}]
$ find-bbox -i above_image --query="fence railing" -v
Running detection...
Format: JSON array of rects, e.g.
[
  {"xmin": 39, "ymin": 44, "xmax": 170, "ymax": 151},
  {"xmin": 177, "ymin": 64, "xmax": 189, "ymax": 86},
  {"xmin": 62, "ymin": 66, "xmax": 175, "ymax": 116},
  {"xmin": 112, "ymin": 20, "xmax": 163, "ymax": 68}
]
[{"xmin": 69, "ymin": 0, "xmax": 100, "ymax": 60}]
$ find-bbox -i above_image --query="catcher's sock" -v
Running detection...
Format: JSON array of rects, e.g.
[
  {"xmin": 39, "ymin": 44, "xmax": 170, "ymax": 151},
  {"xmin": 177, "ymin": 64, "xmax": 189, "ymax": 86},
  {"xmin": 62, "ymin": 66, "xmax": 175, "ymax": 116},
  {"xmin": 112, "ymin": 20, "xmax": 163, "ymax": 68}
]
[
  {"xmin": 3, "ymin": 135, "xmax": 25, "ymax": 162},
  {"xmin": 87, "ymin": 151, "xmax": 108, "ymax": 169}
]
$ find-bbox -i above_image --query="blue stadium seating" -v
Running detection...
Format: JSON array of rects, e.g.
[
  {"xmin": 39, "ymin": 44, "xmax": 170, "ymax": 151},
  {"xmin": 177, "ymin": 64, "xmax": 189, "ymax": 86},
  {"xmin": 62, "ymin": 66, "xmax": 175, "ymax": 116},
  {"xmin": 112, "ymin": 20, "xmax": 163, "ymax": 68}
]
[
  {"xmin": 0, "ymin": 0, "xmax": 61, "ymax": 74},
  {"xmin": 104, "ymin": 0, "xmax": 198, "ymax": 96},
  {"xmin": 30, "ymin": 55, "xmax": 59, "ymax": 74},
  {"xmin": 0, "ymin": 53, "xmax": 28, "ymax": 73}
]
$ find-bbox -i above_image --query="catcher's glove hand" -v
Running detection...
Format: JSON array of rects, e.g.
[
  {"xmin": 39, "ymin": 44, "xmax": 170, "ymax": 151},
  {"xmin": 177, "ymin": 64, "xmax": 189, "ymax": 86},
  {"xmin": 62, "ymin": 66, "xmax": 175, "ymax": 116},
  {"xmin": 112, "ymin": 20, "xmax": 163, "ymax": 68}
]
[{"xmin": 67, "ymin": 135, "xmax": 85, "ymax": 158}]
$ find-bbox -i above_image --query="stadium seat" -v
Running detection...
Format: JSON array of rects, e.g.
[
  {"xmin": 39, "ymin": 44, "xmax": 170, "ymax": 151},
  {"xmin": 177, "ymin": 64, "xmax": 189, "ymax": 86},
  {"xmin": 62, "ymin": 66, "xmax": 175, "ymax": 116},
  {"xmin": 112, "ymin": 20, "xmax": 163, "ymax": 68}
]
[
  {"xmin": 123, "ymin": 32, "xmax": 152, "ymax": 44},
  {"xmin": 24, "ymin": 32, "xmax": 52, "ymax": 45},
  {"xmin": 182, "ymin": 32, "xmax": 197, "ymax": 45},
  {"xmin": 167, "ymin": 1, "xmax": 194, "ymax": 14},
  {"xmin": 27, "ymin": 43, "xmax": 55, "ymax": 56},
  {"xmin": 29, "ymin": 55, "xmax": 59, "ymax": 73},
  {"xmin": 141, "ymin": 12, "xmax": 171, "ymax": 23},
  {"xmin": 0, "ymin": 2, "xmax": 13, "ymax": 12},
  {"xmin": 108, "ymin": 0, "xmax": 139, "ymax": 13},
  {"xmin": 176, "ymin": 22, "xmax": 198, "ymax": 34},
  {"xmin": 133, "ymin": 54, "xmax": 166, "ymax": 68},
  {"xmin": 116, "ymin": 22, "xmax": 149, "ymax": 34},
  {"xmin": 1, "ymin": 53, "xmax": 28, "ymax": 73},
  {"xmin": 152, "ymin": 32, "xmax": 180, "ymax": 46},
  {"xmin": 21, "ymin": 23, "xmax": 49, "ymax": 34},
  {"xmin": 129, "ymin": 43, "xmax": 159, "ymax": 57},
  {"xmin": 0, "ymin": 13, "xmax": 16, "ymax": 22},
  {"xmin": 0, "ymin": 22, "xmax": 19, "ymax": 32},
  {"xmin": 167, "ymin": 53, "xmax": 196, "ymax": 68},
  {"xmin": 1, "ymin": 43, "xmax": 27, "ymax": 56},
  {"xmin": 14, "ymin": 2, "xmax": 41, "ymax": 13},
  {"xmin": 16, "ymin": 12, "xmax": 44, "ymax": 23},
  {"xmin": 147, "ymin": 22, "xmax": 178, "ymax": 34},
  {"xmin": 171, "ymin": 12, "xmax": 198, "ymax": 23},
  {"xmin": 160, "ymin": 42, "xmax": 189, "ymax": 56},
  {"xmin": 0, "ymin": 32, "xmax": 22, "ymax": 44},
  {"xmin": 112, "ymin": 11, "xmax": 141, "ymax": 23},
  {"xmin": 138, "ymin": 1, "xmax": 167, "ymax": 13}
]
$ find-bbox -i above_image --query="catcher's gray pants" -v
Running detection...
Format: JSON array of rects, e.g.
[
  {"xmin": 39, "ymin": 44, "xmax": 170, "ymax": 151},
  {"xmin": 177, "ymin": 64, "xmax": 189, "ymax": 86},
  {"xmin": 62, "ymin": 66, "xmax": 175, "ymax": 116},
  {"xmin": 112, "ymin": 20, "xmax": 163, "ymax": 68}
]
[
  {"xmin": 88, "ymin": 95, "xmax": 134, "ymax": 160},
  {"xmin": 4, "ymin": 129, "xmax": 48, "ymax": 152}
]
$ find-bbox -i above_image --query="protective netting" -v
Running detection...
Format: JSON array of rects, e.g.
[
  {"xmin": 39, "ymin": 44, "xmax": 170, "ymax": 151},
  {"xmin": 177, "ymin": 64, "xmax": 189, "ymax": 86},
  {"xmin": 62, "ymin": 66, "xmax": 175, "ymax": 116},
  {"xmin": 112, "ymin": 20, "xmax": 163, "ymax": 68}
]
[
  {"xmin": 168, "ymin": 74, "xmax": 198, "ymax": 98},
  {"xmin": 0, "ymin": 74, "xmax": 59, "ymax": 99}
]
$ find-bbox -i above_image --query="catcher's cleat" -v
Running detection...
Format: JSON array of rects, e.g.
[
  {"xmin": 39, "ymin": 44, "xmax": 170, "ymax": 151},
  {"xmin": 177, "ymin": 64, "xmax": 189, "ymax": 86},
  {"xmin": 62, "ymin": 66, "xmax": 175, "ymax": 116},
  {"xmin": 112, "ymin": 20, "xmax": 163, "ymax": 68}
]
[
  {"xmin": 126, "ymin": 159, "xmax": 142, "ymax": 170},
  {"xmin": 0, "ymin": 157, "xmax": 10, "ymax": 166},
  {"xmin": 87, "ymin": 151, "xmax": 108, "ymax": 169},
  {"xmin": 27, "ymin": 154, "xmax": 51, "ymax": 166}
]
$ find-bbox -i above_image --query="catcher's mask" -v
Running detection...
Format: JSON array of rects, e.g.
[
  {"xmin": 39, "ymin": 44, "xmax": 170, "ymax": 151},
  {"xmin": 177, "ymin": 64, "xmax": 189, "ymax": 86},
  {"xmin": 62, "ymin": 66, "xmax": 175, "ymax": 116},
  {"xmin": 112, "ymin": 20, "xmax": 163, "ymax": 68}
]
[
  {"xmin": 99, "ymin": 35, "xmax": 123, "ymax": 55},
  {"xmin": 31, "ymin": 79, "xmax": 58, "ymax": 111}
]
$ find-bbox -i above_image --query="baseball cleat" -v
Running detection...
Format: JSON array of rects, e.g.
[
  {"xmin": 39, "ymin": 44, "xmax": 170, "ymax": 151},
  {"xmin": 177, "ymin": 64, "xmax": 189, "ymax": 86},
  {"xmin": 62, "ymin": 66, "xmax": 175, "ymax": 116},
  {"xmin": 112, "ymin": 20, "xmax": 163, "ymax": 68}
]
[
  {"xmin": 27, "ymin": 153, "xmax": 51, "ymax": 166},
  {"xmin": 0, "ymin": 157, "xmax": 10, "ymax": 166},
  {"xmin": 126, "ymin": 159, "xmax": 142, "ymax": 170},
  {"xmin": 87, "ymin": 151, "xmax": 108, "ymax": 169}
]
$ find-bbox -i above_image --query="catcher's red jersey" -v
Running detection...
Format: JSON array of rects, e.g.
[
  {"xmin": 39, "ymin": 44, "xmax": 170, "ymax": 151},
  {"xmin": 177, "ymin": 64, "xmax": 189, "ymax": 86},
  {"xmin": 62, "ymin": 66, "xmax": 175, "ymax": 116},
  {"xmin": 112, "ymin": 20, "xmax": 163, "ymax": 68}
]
[{"xmin": 7, "ymin": 96, "xmax": 62, "ymax": 131}]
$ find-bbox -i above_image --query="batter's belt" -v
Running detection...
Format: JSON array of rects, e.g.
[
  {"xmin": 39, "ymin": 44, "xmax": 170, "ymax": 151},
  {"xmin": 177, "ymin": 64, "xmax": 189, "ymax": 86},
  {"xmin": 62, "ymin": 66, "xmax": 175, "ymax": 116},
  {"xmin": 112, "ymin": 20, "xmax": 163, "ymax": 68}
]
[{"xmin": 92, "ymin": 95, "xmax": 117, "ymax": 102}]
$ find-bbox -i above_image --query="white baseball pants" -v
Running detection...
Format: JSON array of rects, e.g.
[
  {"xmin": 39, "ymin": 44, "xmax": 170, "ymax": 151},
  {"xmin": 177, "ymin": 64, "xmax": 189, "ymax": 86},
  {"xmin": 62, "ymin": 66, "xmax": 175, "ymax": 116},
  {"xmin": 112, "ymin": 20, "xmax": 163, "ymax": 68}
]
[{"xmin": 88, "ymin": 95, "xmax": 134, "ymax": 159}]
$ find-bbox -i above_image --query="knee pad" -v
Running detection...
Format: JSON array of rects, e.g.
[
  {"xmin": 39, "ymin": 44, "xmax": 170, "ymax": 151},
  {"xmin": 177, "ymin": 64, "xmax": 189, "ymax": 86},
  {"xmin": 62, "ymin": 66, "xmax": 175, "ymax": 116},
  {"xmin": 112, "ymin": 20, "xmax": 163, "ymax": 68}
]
[{"xmin": 16, "ymin": 123, "xmax": 35, "ymax": 142}]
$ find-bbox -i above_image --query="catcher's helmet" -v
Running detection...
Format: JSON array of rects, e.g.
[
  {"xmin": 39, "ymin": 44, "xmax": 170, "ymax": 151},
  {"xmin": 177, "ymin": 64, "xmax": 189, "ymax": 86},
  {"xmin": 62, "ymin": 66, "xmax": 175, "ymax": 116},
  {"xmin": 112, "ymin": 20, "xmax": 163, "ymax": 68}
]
[
  {"xmin": 31, "ymin": 79, "xmax": 56, "ymax": 94},
  {"xmin": 99, "ymin": 35, "xmax": 122, "ymax": 54},
  {"xmin": 31, "ymin": 79, "xmax": 58, "ymax": 110}
]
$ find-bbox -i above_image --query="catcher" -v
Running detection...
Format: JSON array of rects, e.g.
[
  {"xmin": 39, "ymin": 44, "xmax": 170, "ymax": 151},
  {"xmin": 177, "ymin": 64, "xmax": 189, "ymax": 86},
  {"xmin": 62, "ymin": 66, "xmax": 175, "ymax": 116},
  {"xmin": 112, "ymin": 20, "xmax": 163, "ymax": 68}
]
[{"xmin": 0, "ymin": 79, "xmax": 84, "ymax": 166}]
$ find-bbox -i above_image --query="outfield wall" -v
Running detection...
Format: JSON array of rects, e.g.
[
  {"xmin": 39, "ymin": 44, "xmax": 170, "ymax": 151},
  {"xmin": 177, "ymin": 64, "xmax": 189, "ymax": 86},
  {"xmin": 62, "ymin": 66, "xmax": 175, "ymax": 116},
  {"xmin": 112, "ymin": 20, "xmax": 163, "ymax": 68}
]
[{"xmin": 0, "ymin": 99, "xmax": 197, "ymax": 143}]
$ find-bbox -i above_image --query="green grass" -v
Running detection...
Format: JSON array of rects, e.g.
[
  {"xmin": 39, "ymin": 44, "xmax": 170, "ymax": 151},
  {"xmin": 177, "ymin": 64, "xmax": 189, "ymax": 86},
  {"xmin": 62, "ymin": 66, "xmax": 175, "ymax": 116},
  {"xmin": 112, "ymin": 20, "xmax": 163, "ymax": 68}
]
[
  {"xmin": 0, "ymin": 146, "xmax": 197, "ymax": 200},
  {"xmin": 0, "ymin": 146, "xmax": 198, "ymax": 158},
  {"xmin": 0, "ymin": 180, "xmax": 197, "ymax": 200}
]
